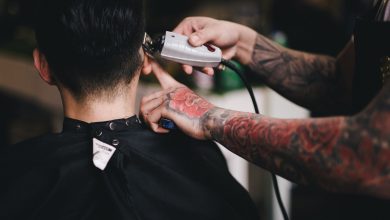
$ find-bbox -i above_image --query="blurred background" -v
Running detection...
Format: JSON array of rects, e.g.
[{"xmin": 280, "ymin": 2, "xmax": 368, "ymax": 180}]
[{"xmin": 1, "ymin": 0, "xmax": 387, "ymax": 220}]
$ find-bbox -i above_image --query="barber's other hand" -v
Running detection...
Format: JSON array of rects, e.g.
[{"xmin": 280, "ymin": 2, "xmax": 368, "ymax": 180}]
[
  {"xmin": 173, "ymin": 16, "xmax": 257, "ymax": 75},
  {"xmin": 140, "ymin": 61, "xmax": 215, "ymax": 140}
]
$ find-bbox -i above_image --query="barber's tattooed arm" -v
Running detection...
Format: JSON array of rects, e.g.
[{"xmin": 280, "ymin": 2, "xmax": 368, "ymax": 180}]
[
  {"xmin": 143, "ymin": 61, "xmax": 389, "ymax": 198},
  {"xmin": 152, "ymin": 80, "xmax": 390, "ymax": 198},
  {"xmin": 199, "ymin": 82, "xmax": 390, "ymax": 199},
  {"xmin": 249, "ymin": 34, "xmax": 353, "ymax": 113}
]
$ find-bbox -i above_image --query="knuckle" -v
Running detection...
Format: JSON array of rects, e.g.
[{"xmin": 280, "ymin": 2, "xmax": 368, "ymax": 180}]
[
  {"xmin": 152, "ymin": 124, "xmax": 159, "ymax": 132},
  {"xmin": 158, "ymin": 96, "xmax": 164, "ymax": 105},
  {"xmin": 162, "ymin": 98, "xmax": 169, "ymax": 106},
  {"xmin": 196, "ymin": 29, "xmax": 205, "ymax": 35},
  {"xmin": 162, "ymin": 99, "xmax": 171, "ymax": 109},
  {"xmin": 161, "ymin": 107, "xmax": 169, "ymax": 116},
  {"xmin": 184, "ymin": 17, "xmax": 193, "ymax": 22},
  {"xmin": 141, "ymin": 96, "xmax": 148, "ymax": 104},
  {"xmin": 140, "ymin": 106, "xmax": 145, "ymax": 113}
]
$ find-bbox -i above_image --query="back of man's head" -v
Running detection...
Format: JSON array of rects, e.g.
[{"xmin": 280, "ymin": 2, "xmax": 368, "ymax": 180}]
[{"xmin": 35, "ymin": 0, "xmax": 145, "ymax": 100}]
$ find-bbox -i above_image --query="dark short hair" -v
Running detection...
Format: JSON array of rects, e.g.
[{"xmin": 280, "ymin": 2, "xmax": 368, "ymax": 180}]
[{"xmin": 35, "ymin": 0, "xmax": 145, "ymax": 99}]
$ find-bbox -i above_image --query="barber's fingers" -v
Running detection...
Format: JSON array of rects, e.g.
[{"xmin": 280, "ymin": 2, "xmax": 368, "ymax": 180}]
[
  {"xmin": 139, "ymin": 91, "xmax": 170, "ymax": 134},
  {"xmin": 173, "ymin": 17, "xmax": 218, "ymax": 47},
  {"xmin": 183, "ymin": 65, "xmax": 193, "ymax": 75},
  {"xmin": 174, "ymin": 17, "xmax": 221, "ymax": 75},
  {"xmin": 144, "ymin": 105, "xmax": 170, "ymax": 134},
  {"xmin": 222, "ymin": 47, "xmax": 237, "ymax": 60},
  {"xmin": 140, "ymin": 96, "xmax": 164, "ymax": 116},
  {"xmin": 201, "ymin": 67, "xmax": 214, "ymax": 76},
  {"xmin": 183, "ymin": 65, "xmax": 215, "ymax": 76},
  {"xmin": 141, "ymin": 90, "xmax": 166, "ymax": 104},
  {"xmin": 173, "ymin": 17, "xmax": 207, "ymax": 36},
  {"xmin": 151, "ymin": 61, "xmax": 181, "ymax": 89},
  {"xmin": 188, "ymin": 28, "xmax": 220, "ymax": 47}
]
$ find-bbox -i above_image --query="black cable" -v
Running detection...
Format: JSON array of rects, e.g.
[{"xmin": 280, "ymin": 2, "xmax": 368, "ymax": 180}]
[
  {"xmin": 271, "ymin": 173, "xmax": 290, "ymax": 220},
  {"xmin": 221, "ymin": 60, "xmax": 259, "ymax": 113},
  {"xmin": 221, "ymin": 59, "xmax": 290, "ymax": 220}
]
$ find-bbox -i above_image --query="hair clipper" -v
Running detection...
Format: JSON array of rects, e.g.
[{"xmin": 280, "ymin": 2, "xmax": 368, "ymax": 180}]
[{"xmin": 142, "ymin": 31, "xmax": 222, "ymax": 67}]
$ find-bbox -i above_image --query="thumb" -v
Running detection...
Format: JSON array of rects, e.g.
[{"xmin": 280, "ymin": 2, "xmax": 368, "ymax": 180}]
[
  {"xmin": 189, "ymin": 29, "xmax": 219, "ymax": 47},
  {"xmin": 151, "ymin": 61, "xmax": 180, "ymax": 89}
]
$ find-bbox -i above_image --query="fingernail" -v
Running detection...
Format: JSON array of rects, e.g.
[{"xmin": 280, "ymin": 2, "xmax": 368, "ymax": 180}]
[
  {"xmin": 184, "ymin": 66, "xmax": 192, "ymax": 74},
  {"xmin": 190, "ymin": 35, "xmax": 199, "ymax": 44}
]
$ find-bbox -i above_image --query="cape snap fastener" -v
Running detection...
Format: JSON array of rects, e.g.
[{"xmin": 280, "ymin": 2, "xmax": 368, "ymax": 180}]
[
  {"xmin": 95, "ymin": 130, "xmax": 103, "ymax": 137},
  {"xmin": 112, "ymin": 139, "xmax": 120, "ymax": 146},
  {"xmin": 109, "ymin": 122, "xmax": 116, "ymax": 131}
]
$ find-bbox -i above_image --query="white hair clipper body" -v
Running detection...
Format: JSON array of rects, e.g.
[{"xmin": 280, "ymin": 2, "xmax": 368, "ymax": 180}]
[
  {"xmin": 143, "ymin": 31, "xmax": 222, "ymax": 68},
  {"xmin": 160, "ymin": 31, "xmax": 222, "ymax": 67}
]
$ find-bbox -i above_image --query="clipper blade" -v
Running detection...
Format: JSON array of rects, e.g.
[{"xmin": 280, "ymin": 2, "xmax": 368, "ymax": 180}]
[{"xmin": 142, "ymin": 32, "xmax": 155, "ymax": 58}]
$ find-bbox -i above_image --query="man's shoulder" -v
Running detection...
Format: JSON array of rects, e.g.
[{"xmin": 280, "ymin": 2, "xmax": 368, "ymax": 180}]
[
  {"xmin": 0, "ymin": 131, "xmax": 93, "ymax": 192},
  {"xmin": 7, "ymin": 132, "xmax": 61, "ymax": 149},
  {"xmin": 1, "ymin": 132, "xmax": 87, "ymax": 166},
  {"xmin": 3, "ymin": 133, "xmax": 55, "ymax": 155},
  {"xmin": 0, "ymin": 132, "xmax": 108, "ymax": 219},
  {"xmin": 12, "ymin": 132, "xmax": 59, "ymax": 146}
]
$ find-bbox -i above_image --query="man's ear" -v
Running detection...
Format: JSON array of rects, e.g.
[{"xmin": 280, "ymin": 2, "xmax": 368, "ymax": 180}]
[
  {"xmin": 33, "ymin": 49, "xmax": 55, "ymax": 85},
  {"xmin": 141, "ymin": 52, "xmax": 152, "ymax": 75}
]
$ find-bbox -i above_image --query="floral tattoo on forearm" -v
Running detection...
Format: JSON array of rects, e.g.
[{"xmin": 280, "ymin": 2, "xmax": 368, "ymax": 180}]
[
  {"xmin": 249, "ymin": 34, "xmax": 348, "ymax": 113},
  {"xmin": 201, "ymin": 79, "xmax": 390, "ymax": 198}
]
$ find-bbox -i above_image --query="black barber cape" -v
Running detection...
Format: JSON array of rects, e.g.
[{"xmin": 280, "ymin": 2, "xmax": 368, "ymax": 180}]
[{"xmin": 0, "ymin": 116, "xmax": 259, "ymax": 220}]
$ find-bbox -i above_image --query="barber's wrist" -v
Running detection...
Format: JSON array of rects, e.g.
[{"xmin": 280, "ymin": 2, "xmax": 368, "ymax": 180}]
[
  {"xmin": 236, "ymin": 25, "xmax": 257, "ymax": 65},
  {"xmin": 201, "ymin": 107, "xmax": 226, "ymax": 141}
]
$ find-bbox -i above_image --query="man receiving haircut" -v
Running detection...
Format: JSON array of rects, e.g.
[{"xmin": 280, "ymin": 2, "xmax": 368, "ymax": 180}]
[{"xmin": 0, "ymin": 0, "xmax": 259, "ymax": 219}]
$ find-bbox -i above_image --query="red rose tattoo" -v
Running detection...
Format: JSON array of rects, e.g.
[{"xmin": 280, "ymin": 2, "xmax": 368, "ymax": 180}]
[
  {"xmin": 166, "ymin": 87, "xmax": 214, "ymax": 118},
  {"xmin": 204, "ymin": 82, "xmax": 390, "ymax": 198}
]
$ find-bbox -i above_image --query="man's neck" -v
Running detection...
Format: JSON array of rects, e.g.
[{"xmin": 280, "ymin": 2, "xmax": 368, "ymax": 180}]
[{"xmin": 60, "ymin": 85, "xmax": 138, "ymax": 123}]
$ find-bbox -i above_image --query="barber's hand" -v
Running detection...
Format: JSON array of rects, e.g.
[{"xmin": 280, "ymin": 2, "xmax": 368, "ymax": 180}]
[
  {"xmin": 140, "ymin": 61, "xmax": 216, "ymax": 140},
  {"xmin": 173, "ymin": 16, "xmax": 257, "ymax": 75}
]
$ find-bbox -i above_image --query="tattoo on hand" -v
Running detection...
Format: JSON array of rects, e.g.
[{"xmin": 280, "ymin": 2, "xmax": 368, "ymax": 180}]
[{"xmin": 165, "ymin": 87, "xmax": 214, "ymax": 118}]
